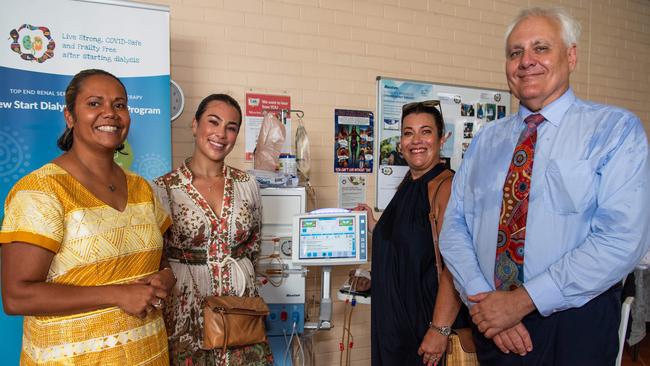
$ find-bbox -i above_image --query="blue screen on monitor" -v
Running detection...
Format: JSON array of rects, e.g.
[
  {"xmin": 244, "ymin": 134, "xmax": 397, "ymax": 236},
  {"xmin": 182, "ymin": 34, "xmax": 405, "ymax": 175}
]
[{"xmin": 298, "ymin": 216, "xmax": 356, "ymax": 260}]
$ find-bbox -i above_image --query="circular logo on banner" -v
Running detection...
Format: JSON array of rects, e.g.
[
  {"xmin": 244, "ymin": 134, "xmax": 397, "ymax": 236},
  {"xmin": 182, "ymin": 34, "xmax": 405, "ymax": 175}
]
[
  {"xmin": 9, "ymin": 24, "xmax": 56, "ymax": 63},
  {"xmin": 132, "ymin": 153, "xmax": 169, "ymax": 180},
  {"xmin": 0, "ymin": 128, "xmax": 31, "ymax": 184}
]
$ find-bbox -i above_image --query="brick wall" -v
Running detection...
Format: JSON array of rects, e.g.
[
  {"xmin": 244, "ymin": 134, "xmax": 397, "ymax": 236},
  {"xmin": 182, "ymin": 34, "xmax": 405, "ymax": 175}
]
[{"xmin": 142, "ymin": 0, "xmax": 650, "ymax": 364}]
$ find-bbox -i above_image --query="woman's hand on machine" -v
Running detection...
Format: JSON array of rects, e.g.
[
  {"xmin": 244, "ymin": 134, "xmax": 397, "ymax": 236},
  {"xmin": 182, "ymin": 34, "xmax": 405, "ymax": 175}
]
[{"xmin": 351, "ymin": 203, "xmax": 377, "ymax": 232}]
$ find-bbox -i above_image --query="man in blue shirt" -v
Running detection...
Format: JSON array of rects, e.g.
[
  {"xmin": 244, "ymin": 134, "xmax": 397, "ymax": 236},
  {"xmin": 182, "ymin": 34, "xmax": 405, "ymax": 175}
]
[{"xmin": 440, "ymin": 6, "xmax": 650, "ymax": 365}]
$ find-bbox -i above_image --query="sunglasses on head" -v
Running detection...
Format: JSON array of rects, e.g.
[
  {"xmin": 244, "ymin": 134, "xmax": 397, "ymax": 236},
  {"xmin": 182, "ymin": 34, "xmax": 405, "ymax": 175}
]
[{"xmin": 402, "ymin": 100, "xmax": 443, "ymax": 119}]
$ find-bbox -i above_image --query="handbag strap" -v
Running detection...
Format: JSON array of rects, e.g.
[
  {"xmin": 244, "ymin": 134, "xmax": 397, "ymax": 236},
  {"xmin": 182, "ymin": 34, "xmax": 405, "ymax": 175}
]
[
  {"xmin": 184, "ymin": 253, "xmax": 247, "ymax": 297},
  {"xmin": 215, "ymin": 256, "xmax": 247, "ymax": 297},
  {"xmin": 428, "ymin": 169, "xmax": 454, "ymax": 282}
]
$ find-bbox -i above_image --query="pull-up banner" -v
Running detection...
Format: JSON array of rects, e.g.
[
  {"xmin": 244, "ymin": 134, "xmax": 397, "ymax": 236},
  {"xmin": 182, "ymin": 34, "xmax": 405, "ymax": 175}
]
[{"xmin": 0, "ymin": 1, "xmax": 170, "ymax": 362}]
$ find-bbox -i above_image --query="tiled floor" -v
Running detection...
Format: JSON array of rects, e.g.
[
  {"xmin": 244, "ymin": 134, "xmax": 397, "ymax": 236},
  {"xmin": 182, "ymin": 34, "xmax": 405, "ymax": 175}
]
[{"xmin": 623, "ymin": 335, "xmax": 650, "ymax": 366}]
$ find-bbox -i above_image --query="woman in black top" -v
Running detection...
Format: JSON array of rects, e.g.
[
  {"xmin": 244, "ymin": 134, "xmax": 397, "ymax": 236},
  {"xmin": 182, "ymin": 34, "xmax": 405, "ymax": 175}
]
[{"xmin": 355, "ymin": 101, "xmax": 468, "ymax": 366}]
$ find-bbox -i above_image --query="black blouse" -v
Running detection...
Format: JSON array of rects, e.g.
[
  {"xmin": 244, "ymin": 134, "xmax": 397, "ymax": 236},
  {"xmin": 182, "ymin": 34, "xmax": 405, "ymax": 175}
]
[{"xmin": 371, "ymin": 163, "xmax": 468, "ymax": 365}]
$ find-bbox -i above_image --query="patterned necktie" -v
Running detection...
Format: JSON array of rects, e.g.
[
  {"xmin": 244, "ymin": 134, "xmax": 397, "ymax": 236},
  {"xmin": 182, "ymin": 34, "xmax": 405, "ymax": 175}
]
[{"xmin": 494, "ymin": 113, "xmax": 545, "ymax": 291}]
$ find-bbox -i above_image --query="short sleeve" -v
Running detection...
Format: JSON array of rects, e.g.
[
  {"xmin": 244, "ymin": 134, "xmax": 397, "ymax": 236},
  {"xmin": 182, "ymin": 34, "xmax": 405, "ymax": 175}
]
[{"xmin": 0, "ymin": 189, "xmax": 64, "ymax": 253}]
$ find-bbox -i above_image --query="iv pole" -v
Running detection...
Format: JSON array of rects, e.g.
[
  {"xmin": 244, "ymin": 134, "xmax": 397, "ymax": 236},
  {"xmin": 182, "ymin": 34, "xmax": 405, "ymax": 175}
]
[{"xmin": 280, "ymin": 109, "xmax": 305, "ymax": 125}]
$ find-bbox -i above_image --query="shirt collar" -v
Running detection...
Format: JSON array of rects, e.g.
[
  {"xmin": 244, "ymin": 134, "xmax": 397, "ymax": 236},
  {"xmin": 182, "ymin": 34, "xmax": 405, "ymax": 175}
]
[
  {"xmin": 517, "ymin": 88, "xmax": 576, "ymax": 127},
  {"xmin": 179, "ymin": 158, "xmax": 194, "ymax": 185},
  {"xmin": 180, "ymin": 157, "xmax": 229, "ymax": 184}
]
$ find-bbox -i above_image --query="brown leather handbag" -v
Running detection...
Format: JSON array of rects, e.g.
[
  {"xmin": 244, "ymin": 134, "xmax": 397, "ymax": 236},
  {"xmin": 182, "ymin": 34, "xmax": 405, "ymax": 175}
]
[
  {"xmin": 428, "ymin": 170, "xmax": 479, "ymax": 366},
  {"xmin": 186, "ymin": 254, "xmax": 270, "ymax": 353},
  {"xmin": 202, "ymin": 294, "xmax": 269, "ymax": 352}
]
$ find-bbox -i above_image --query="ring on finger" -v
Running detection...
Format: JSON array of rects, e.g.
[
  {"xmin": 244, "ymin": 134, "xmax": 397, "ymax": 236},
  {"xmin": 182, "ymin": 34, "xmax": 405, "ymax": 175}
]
[{"xmin": 153, "ymin": 299, "xmax": 163, "ymax": 308}]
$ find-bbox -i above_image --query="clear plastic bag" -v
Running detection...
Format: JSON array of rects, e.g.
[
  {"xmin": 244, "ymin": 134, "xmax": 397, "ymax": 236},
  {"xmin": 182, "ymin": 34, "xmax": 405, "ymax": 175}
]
[
  {"xmin": 254, "ymin": 112, "xmax": 286, "ymax": 172},
  {"xmin": 295, "ymin": 117, "xmax": 311, "ymax": 179}
]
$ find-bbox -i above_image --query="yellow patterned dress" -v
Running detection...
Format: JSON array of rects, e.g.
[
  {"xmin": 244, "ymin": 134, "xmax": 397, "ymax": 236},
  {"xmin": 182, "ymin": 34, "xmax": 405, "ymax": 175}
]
[{"xmin": 0, "ymin": 163, "xmax": 172, "ymax": 365}]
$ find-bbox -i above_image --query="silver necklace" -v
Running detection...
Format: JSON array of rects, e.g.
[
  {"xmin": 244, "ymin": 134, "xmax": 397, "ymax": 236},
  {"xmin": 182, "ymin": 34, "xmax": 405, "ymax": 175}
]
[
  {"xmin": 72, "ymin": 152, "xmax": 118, "ymax": 192},
  {"xmin": 200, "ymin": 176, "xmax": 223, "ymax": 193}
]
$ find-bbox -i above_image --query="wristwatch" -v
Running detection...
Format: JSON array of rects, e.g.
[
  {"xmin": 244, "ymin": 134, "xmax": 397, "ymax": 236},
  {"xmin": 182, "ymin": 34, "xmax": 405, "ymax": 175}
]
[{"xmin": 428, "ymin": 322, "xmax": 452, "ymax": 337}]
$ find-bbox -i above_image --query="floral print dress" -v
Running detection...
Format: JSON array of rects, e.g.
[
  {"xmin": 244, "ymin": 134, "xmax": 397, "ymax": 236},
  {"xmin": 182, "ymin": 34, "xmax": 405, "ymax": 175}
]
[{"xmin": 153, "ymin": 160, "xmax": 272, "ymax": 366}]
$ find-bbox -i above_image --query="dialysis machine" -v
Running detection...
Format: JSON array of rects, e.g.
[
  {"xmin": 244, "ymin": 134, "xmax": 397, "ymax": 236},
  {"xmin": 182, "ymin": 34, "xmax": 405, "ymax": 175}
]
[
  {"xmin": 259, "ymin": 188, "xmax": 368, "ymax": 365},
  {"xmin": 259, "ymin": 187, "xmax": 307, "ymax": 366},
  {"xmin": 292, "ymin": 210, "xmax": 368, "ymax": 328}
]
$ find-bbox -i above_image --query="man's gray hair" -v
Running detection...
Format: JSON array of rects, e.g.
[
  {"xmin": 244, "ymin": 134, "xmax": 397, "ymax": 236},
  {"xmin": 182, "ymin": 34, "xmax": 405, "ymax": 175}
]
[{"xmin": 504, "ymin": 7, "xmax": 582, "ymax": 52}]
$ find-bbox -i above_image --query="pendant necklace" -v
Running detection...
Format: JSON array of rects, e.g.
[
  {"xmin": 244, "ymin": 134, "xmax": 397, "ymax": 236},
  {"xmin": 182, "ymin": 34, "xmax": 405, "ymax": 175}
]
[
  {"xmin": 190, "ymin": 162, "xmax": 225, "ymax": 194},
  {"xmin": 72, "ymin": 152, "xmax": 118, "ymax": 192},
  {"xmin": 204, "ymin": 175, "xmax": 223, "ymax": 193}
]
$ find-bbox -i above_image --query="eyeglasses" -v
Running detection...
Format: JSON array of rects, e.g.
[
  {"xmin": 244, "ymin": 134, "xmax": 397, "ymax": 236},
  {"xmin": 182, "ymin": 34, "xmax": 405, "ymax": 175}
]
[{"xmin": 401, "ymin": 100, "xmax": 443, "ymax": 120}]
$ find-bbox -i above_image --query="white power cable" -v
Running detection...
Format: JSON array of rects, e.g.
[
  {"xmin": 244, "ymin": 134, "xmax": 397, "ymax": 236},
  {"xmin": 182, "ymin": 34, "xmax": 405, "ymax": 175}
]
[{"xmin": 283, "ymin": 322, "xmax": 297, "ymax": 366}]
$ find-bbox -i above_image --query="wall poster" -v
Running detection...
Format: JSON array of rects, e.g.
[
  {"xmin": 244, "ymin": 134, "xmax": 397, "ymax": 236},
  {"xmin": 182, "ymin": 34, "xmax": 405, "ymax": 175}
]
[
  {"xmin": 376, "ymin": 76, "xmax": 511, "ymax": 210},
  {"xmin": 334, "ymin": 109, "xmax": 374, "ymax": 173},
  {"xmin": 338, "ymin": 174, "xmax": 367, "ymax": 209},
  {"xmin": 244, "ymin": 93, "xmax": 291, "ymax": 160}
]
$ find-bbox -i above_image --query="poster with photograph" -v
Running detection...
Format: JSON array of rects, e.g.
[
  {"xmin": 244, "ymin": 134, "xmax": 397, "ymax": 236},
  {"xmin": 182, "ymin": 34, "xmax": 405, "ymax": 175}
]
[
  {"xmin": 376, "ymin": 76, "xmax": 511, "ymax": 210},
  {"xmin": 338, "ymin": 175, "xmax": 367, "ymax": 209},
  {"xmin": 497, "ymin": 105, "xmax": 507, "ymax": 119},
  {"xmin": 379, "ymin": 136, "xmax": 407, "ymax": 166},
  {"xmin": 463, "ymin": 121, "xmax": 474, "ymax": 138},
  {"xmin": 476, "ymin": 103, "xmax": 485, "ymax": 119},
  {"xmin": 334, "ymin": 109, "xmax": 374, "ymax": 173},
  {"xmin": 461, "ymin": 103, "xmax": 475, "ymax": 116},
  {"xmin": 245, "ymin": 93, "xmax": 291, "ymax": 160},
  {"xmin": 461, "ymin": 142, "xmax": 471, "ymax": 159},
  {"xmin": 486, "ymin": 103, "xmax": 496, "ymax": 121}
]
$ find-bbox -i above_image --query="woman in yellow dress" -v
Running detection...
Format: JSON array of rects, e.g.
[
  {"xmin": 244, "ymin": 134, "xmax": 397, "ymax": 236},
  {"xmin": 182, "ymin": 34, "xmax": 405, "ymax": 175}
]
[{"xmin": 0, "ymin": 69, "xmax": 175, "ymax": 365}]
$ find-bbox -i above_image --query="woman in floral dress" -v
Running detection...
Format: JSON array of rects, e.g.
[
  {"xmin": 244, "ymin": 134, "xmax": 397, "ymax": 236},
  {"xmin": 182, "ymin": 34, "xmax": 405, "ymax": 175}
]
[{"xmin": 154, "ymin": 94, "xmax": 272, "ymax": 366}]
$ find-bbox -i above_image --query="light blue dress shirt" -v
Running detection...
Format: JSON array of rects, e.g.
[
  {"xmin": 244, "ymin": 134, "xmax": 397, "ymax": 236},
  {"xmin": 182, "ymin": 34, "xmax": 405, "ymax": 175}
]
[{"xmin": 440, "ymin": 88, "xmax": 650, "ymax": 316}]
